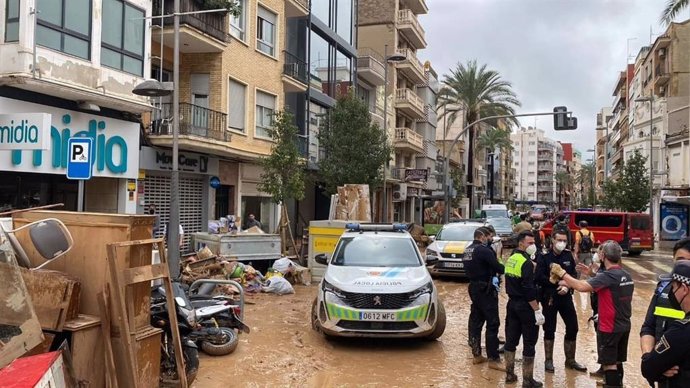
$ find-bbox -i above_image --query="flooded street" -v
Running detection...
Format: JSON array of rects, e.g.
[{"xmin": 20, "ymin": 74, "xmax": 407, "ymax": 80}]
[{"xmin": 194, "ymin": 251, "xmax": 674, "ymax": 387}]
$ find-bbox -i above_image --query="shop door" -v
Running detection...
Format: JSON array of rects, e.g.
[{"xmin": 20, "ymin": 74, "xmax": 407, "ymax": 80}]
[
  {"xmin": 144, "ymin": 174, "xmax": 204, "ymax": 250},
  {"xmin": 191, "ymin": 74, "xmax": 210, "ymax": 134},
  {"xmin": 215, "ymin": 185, "xmax": 234, "ymax": 219}
]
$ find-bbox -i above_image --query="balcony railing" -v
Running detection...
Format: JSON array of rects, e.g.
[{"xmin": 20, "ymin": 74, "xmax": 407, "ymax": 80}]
[
  {"xmin": 153, "ymin": 103, "xmax": 230, "ymax": 142},
  {"xmin": 153, "ymin": 0, "xmax": 230, "ymax": 43},
  {"xmin": 395, "ymin": 88, "xmax": 425, "ymax": 115},
  {"xmin": 357, "ymin": 48, "xmax": 385, "ymax": 86},
  {"xmin": 397, "ymin": 9, "xmax": 426, "ymax": 48},
  {"xmin": 395, "ymin": 127, "xmax": 424, "ymax": 152},
  {"xmin": 283, "ymin": 51, "xmax": 308, "ymax": 84},
  {"xmin": 396, "ymin": 48, "xmax": 426, "ymax": 83}
]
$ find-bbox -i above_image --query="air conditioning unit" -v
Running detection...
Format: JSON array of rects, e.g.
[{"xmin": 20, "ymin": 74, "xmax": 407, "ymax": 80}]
[
  {"xmin": 659, "ymin": 48, "xmax": 666, "ymax": 57},
  {"xmin": 392, "ymin": 183, "xmax": 408, "ymax": 202}
]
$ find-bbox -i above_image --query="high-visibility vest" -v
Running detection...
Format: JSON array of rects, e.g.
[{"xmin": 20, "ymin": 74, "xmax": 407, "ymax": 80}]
[{"xmin": 653, "ymin": 280, "xmax": 685, "ymax": 339}]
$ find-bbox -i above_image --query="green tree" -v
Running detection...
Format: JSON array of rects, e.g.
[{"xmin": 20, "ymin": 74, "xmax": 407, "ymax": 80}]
[
  {"xmin": 575, "ymin": 162, "xmax": 595, "ymax": 208},
  {"xmin": 661, "ymin": 0, "xmax": 687, "ymax": 24},
  {"xmin": 555, "ymin": 170, "xmax": 573, "ymax": 209},
  {"xmin": 317, "ymin": 91, "xmax": 391, "ymax": 194},
  {"xmin": 598, "ymin": 150, "xmax": 650, "ymax": 212},
  {"xmin": 438, "ymin": 60, "xmax": 521, "ymax": 212},
  {"xmin": 600, "ymin": 180, "xmax": 619, "ymax": 211},
  {"xmin": 199, "ymin": 0, "xmax": 242, "ymax": 16},
  {"xmin": 449, "ymin": 166, "xmax": 465, "ymax": 206},
  {"xmin": 258, "ymin": 111, "xmax": 306, "ymax": 203},
  {"xmin": 476, "ymin": 126, "xmax": 514, "ymax": 154}
]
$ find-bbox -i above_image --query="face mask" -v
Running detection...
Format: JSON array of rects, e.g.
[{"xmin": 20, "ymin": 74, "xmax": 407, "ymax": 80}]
[
  {"xmin": 669, "ymin": 283, "xmax": 687, "ymax": 310},
  {"xmin": 593, "ymin": 253, "xmax": 600, "ymax": 264},
  {"xmin": 554, "ymin": 241, "xmax": 567, "ymax": 252},
  {"xmin": 525, "ymin": 244, "xmax": 537, "ymax": 256}
]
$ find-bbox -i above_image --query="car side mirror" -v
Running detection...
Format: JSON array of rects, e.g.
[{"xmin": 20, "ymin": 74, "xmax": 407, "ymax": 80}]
[
  {"xmin": 315, "ymin": 253, "xmax": 329, "ymax": 266},
  {"xmin": 429, "ymin": 235, "xmax": 436, "ymax": 242},
  {"xmin": 425, "ymin": 256, "xmax": 438, "ymax": 266}
]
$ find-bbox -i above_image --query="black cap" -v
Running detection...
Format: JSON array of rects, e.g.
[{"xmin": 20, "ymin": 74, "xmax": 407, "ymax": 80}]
[{"xmin": 671, "ymin": 261, "xmax": 690, "ymax": 285}]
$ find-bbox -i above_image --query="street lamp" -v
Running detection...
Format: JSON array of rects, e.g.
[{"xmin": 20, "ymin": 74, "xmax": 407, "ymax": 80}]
[
  {"xmin": 133, "ymin": 2, "xmax": 228, "ymax": 278},
  {"xmin": 635, "ymin": 95, "xmax": 655, "ymax": 235},
  {"xmin": 380, "ymin": 45, "xmax": 406, "ymax": 223}
]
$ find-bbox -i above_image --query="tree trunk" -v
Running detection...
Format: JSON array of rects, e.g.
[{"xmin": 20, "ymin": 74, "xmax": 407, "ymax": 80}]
[{"xmin": 466, "ymin": 124, "xmax": 475, "ymax": 213}]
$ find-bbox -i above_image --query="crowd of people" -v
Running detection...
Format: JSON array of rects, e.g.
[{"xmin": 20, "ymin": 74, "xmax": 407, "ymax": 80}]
[{"xmin": 461, "ymin": 223, "xmax": 690, "ymax": 388}]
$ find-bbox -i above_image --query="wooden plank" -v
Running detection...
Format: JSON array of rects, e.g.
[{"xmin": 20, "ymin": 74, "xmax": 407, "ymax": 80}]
[
  {"xmin": 158, "ymin": 244, "xmax": 188, "ymax": 388},
  {"xmin": 106, "ymin": 243, "xmax": 139, "ymax": 388},
  {"xmin": 69, "ymin": 321, "xmax": 105, "ymax": 388},
  {"xmin": 63, "ymin": 314, "xmax": 100, "ymax": 331},
  {"xmin": 121, "ymin": 263, "xmax": 167, "ymax": 285},
  {"xmin": 98, "ymin": 287, "xmax": 118, "ymax": 388},
  {"xmin": 108, "ymin": 238, "xmax": 163, "ymax": 248}
]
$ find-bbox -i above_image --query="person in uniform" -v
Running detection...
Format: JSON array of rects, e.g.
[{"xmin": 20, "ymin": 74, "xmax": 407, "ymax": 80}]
[
  {"xmin": 503, "ymin": 231, "xmax": 545, "ymax": 388},
  {"xmin": 552, "ymin": 241, "xmax": 633, "ymax": 388},
  {"xmin": 535, "ymin": 229, "xmax": 587, "ymax": 373},
  {"xmin": 641, "ymin": 260, "xmax": 690, "ymax": 388},
  {"xmin": 464, "ymin": 227, "xmax": 505, "ymax": 370},
  {"xmin": 639, "ymin": 238, "xmax": 690, "ymax": 386}
]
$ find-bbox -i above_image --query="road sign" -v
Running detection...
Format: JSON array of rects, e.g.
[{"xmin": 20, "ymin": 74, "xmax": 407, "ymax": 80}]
[{"xmin": 66, "ymin": 138, "xmax": 93, "ymax": 180}]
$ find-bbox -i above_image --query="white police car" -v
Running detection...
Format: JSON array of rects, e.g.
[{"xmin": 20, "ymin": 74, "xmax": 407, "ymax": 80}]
[{"xmin": 311, "ymin": 223, "xmax": 446, "ymax": 339}]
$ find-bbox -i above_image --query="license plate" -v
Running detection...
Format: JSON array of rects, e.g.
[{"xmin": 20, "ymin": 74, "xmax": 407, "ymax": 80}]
[
  {"xmin": 444, "ymin": 262, "xmax": 464, "ymax": 268},
  {"xmin": 360, "ymin": 312, "xmax": 397, "ymax": 321}
]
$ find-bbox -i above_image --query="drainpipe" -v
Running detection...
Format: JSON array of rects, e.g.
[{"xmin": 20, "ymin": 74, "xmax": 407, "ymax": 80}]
[{"xmin": 30, "ymin": 7, "xmax": 39, "ymax": 78}]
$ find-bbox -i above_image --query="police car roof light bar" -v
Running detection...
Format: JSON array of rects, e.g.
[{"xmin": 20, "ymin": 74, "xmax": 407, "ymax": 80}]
[{"xmin": 345, "ymin": 223, "xmax": 408, "ymax": 232}]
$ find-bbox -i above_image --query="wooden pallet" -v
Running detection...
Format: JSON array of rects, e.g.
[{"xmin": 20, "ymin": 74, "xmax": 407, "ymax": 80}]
[{"xmin": 106, "ymin": 238, "xmax": 187, "ymax": 388}]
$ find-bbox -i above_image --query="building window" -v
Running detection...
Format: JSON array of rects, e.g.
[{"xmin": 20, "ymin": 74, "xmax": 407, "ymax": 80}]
[
  {"xmin": 310, "ymin": 31, "xmax": 330, "ymax": 94},
  {"xmin": 229, "ymin": 0, "xmax": 246, "ymax": 41},
  {"xmin": 255, "ymin": 91, "xmax": 276, "ymax": 138},
  {"xmin": 529, "ymin": 141, "xmax": 536, "ymax": 145},
  {"xmin": 336, "ymin": 0, "xmax": 352, "ymax": 44},
  {"xmin": 334, "ymin": 49, "xmax": 352, "ymax": 97},
  {"xmin": 101, "ymin": 0, "xmax": 145, "ymax": 76},
  {"xmin": 229, "ymin": 79, "xmax": 246, "ymax": 132},
  {"xmin": 257, "ymin": 6, "xmax": 276, "ymax": 57},
  {"xmin": 5, "ymin": 0, "xmax": 19, "ymax": 42},
  {"xmin": 529, "ymin": 151, "xmax": 536, "ymax": 156},
  {"xmin": 36, "ymin": 0, "xmax": 91, "ymax": 60},
  {"xmin": 528, "ymin": 172, "xmax": 535, "ymax": 176},
  {"xmin": 528, "ymin": 161, "xmax": 535, "ymax": 165}
]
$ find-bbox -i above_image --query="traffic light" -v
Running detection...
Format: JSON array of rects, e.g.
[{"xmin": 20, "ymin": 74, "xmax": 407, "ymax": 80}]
[{"xmin": 553, "ymin": 106, "xmax": 578, "ymax": 130}]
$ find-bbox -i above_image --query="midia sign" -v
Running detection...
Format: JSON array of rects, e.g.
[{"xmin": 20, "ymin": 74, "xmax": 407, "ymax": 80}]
[{"xmin": 0, "ymin": 113, "xmax": 51, "ymax": 150}]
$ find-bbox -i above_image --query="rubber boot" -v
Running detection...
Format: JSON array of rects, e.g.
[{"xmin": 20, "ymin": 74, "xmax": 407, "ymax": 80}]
[
  {"xmin": 544, "ymin": 339, "xmax": 555, "ymax": 373},
  {"xmin": 469, "ymin": 337, "xmax": 487, "ymax": 364},
  {"xmin": 505, "ymin": 351, "xmax": 517, "ymax": 384},
  {"xmin": 522, "ymin": 357, "xmax": 543, "ymax": 388},
  {"xmin": 488, "ymin": 357, "xmax": 506, "ymax": 372},
  {"xmin": 603, "ymin": 369, "xmax": 623, "ymax": 388},
  {"xmin": 590, "ymin": 365, "xmax": 604, "ymax": 378},
  {"xmin": 564, "ymin": 340, "xmax": 587, "ymax": 372}
]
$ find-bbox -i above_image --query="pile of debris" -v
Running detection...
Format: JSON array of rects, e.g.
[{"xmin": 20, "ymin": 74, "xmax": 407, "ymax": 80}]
[{"xmin": 333, "ymin": 184, "xmax": 371, "ymax": 222}]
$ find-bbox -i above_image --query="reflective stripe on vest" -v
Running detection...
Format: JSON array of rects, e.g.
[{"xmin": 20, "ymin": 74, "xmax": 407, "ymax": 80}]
[
  {"xmin": 505, "ymin": 253, "xmax": 526, "ymax": 278},
  {"xmin": 654, "ymin": 306, "xmax": 686, "ymax": 319}
]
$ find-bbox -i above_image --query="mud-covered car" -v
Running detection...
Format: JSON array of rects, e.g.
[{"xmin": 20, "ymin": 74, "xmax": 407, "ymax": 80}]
[
  {"xmin": 311, "ymin": 223, "xmax": 446, "ymax": 339},
  {"xmin": 426, "ymin": 220, "xmax": 497, "ymax": 277}
]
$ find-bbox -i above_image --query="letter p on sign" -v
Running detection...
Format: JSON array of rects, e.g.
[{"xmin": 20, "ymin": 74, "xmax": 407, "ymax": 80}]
[{"xmin": 67, "ymin": 138, "xmax": 94, "ymax": 180}]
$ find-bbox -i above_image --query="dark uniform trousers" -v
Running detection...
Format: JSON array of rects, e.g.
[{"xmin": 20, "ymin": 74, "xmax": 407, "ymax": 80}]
[
  {"xmin": 542, "ymin": 293, "xmax": 578, "ymax": 341},
  {"xmin": 504, "ymin": 298, "xmax": 538, "ymax": 357},
  {"xmin": 468, "ymin": 281, "xmax": 500, "ymax": 359}
]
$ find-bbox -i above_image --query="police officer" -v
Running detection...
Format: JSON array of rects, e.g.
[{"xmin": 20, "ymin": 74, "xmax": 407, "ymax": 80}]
[
  {"xmin": 465, "ymin": 227, "xmax": 505, "ymax": 370},
  {"xmin": 639, "ymin": 238, "xmax": 690, "ymax": 386},
  {"xmin": 503, "ymin": 231, "xmax": 545, "ymax": 388},
  {"xmin": 641, "ymin": 260, "xmax": 690, "ymax": 388},
  {"xmin": 535, "ymin": 229, "xmax": 587, "ymax": 373}
]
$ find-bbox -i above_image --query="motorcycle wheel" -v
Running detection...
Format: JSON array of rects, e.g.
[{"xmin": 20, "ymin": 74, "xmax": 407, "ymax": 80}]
[
  {"xmin": 184, "ymin": 345, "xmax": 199, "ymax": 384},
  {"xmin": 200, "ymin": 328, "xmax": 238, "ymax": 356}
]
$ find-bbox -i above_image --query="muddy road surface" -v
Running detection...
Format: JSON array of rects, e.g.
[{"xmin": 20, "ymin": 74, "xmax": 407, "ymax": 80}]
[{"xmin": 194, "ymin": 251, "xmax": 674, "ymax": 387}]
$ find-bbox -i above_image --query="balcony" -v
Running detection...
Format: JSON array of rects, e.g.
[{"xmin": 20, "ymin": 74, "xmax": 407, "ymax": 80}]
[
  {"xmin": 152, "ymin": 0, "xmax": 230, "ymax": 53},
  {"xmin": 357, "ymin": 48, "xmax": 386, "ymax": 86},
  {"xmin": 397, "ymin": 10, "xmax": 427, "ymax": 49},
  {"xmin": 285, "ymin": 0, "xmax": 309, "ymax": 17},
  {"xmin": 401, "ymin": 0, "xmax": 429, "ymax": 14},
  {"xmin": 394, "ymin": 128, "xmax": 425, "ymax": 154},
  {"xmin": 395, "ymin": 88, "xmax": 425, "ymax": 119},
  {"xmin": 395, "ymin": 49, "xmax": 426, "ymax": 84},
  {"xmin": 537, "ymin": 163, "xmax": 554, "ymax": 172},
  {"xmin": 149, "ymin": 103, "xmax": 231, "ymax": 153},
  {"xmin": 537, "ymin": 153, "xmax": 552, "ymax": 162},
  {"xmin": 282, "ymin": 51, "xmax": 308, "ymax": 92},
  {"xmin": 654, "ymin": 63, "xmax": 670, "ymax": 91}
]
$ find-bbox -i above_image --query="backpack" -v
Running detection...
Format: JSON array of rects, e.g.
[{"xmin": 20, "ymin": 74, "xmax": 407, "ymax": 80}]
[{"xmin": 578, "ymin": 230, "xmax": 593, "ymax": 252}]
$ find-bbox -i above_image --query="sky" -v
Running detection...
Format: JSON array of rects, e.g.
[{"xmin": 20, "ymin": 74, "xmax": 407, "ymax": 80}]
[{"xmin": 422, "ymin": 0, "xmax": 682, "ymax": 157}]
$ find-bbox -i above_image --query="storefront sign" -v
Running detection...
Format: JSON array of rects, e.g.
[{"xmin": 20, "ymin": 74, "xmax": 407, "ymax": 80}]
[
  {"xmin": 0, "ymin": 113, "xmax": 51, "ymax": 150},
  {"xmin": 660, "ymin": 202, "xmax": 689, "ymax": 241},
  {"xmin": 405, "ymin": 168, "xmax": 428, "ymax": 182},
  {"xmin": 407, "ymin": 187, "xmax": 420, "ymax": 197},
  {"xmin": 139, "ymin": 146, "xmax": 219, "ymax": 175},
  {"xmin": 0, "ymin": 97, "xmax": 139, "ymax": 179}
]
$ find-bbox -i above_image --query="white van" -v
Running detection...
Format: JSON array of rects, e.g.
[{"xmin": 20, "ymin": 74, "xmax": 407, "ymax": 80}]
[{"xmin": 480, "ymin": 204, "xmax": 509, "ymax": 219}]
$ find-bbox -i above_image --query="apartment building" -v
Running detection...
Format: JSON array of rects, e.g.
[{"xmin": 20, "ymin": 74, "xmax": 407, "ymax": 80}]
[
  {"xmin": 358, "ymin": 0, "xmax": 430, "ymax": 222},
  {"xmin": 594, "ymin": 107, "xmax": 612, "ymax": 192},
  {"xmin": 608, "ymin": 65, "xmax": 634, "ymax": 180},
  {"xmin": 0, "ymin": 0, "xmax": 151, "ymax": 215},
  {"xmin": 511, "ymin": 127, "xmax": 563, "ymax": 205}
]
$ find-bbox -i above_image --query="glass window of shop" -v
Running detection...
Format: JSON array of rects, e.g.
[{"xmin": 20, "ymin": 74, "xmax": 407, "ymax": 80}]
[
  {"xmin": 36, "ymin": 0, "xmax": 91, "ymax": 60},
  {"xmin": 0, "ymin": 172, "xmax": 78, "ymax": 212},
  {"xmin": 309, "ymin": 31, "xmax": 331, "ymax": 94},
  {"xmin": 336, "ymin": 0, "xmax": 353, "ymax": 44}
]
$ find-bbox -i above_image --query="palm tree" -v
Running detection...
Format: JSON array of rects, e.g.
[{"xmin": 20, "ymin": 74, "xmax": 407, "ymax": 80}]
[
  {"xmin": 576, "ymin": 162, "xmax": 596, "ymax": 208},
  {"xmin": 555, "ymin": 170, "xmax": 574, "ymax": 210},
  {"xmin": 661, "ymin": 0, "xmax": 687, "ymax": 24},
  {"xmin": 438, "ymin": 60, "xmax": 521, "ymax": 213},
  {"xmin": 476, "ymin": 126, "xmax": 514, "ymax": 202}
]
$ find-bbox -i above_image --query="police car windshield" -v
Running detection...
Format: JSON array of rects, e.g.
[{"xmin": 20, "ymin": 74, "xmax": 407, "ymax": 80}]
[
  {"xmin": 488, "ymin": 218, "xmax": 512, "ymax": 229},
  {"xmin": 436, "ymin": 225, "xmax": 476, "ymax": 241},
  {"xmin": 484, "ymin": 210, "xmax": 508, "ymax": 218},
  {"xmin": 331, "ymin": 236, "xmax": 421, "ymax": 267}
]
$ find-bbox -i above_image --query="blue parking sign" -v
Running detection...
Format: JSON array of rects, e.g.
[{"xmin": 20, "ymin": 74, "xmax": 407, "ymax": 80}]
[{"xmin": 66, "ymin": 137, "xmax": 93, "ymax": 180}]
